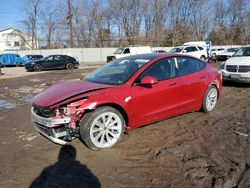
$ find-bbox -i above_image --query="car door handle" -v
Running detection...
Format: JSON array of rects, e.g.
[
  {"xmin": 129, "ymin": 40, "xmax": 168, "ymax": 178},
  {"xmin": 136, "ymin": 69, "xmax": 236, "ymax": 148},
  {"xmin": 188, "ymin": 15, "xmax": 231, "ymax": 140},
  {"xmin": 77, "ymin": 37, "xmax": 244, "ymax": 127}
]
[
  {"xmin": 169, "ymin": 82, "xmax": 176, "ymax": 86},
  {"xmin": 200, "ymin": 76, "xmax": 206, "ymax": 79}
]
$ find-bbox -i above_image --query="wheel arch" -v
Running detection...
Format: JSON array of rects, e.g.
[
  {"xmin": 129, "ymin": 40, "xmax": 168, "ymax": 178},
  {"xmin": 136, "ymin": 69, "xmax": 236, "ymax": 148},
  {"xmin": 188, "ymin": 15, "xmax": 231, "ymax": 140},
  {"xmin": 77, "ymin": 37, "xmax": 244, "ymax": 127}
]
[
  {"xmin": 96, "ymin": 102, "xmax": 129, "ymax": 128},
  {"xmin": 209, "ymin": 82, "xmax": 221, "ymax": 99}
]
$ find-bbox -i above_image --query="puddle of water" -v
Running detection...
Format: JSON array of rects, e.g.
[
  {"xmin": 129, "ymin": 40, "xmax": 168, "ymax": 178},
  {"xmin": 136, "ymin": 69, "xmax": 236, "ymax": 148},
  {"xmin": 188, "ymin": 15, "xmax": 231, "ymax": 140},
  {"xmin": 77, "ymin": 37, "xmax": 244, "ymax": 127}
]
[
  {"xmin": 0, "ymin": 99, "xmax": 16, "ymax": 110},
  {"xmin": 20, "ymin": 95, "xmax": 34, "ymax": 103}
]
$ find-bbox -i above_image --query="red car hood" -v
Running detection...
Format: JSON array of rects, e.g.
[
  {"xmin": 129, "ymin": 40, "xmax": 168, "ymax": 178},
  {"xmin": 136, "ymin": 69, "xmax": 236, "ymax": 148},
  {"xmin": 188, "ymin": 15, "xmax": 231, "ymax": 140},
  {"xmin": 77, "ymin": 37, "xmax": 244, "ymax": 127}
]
[{"xmin": 33, "ymin": 80, "xmax": 113, "ymax": 107}]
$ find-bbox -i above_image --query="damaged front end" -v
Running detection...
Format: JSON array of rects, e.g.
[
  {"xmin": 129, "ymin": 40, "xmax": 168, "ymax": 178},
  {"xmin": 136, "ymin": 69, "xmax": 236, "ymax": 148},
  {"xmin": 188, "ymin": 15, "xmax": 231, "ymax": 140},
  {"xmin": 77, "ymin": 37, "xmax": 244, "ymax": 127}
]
[{"xmin": 31, "ymin": 99, "xmax": 95, "ymax": 145}]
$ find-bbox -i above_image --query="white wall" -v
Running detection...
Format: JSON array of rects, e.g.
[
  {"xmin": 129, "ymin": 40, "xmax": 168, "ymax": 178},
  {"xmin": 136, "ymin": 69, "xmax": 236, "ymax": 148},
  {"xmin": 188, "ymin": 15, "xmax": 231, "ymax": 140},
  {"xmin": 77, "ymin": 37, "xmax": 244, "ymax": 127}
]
[
  {"xmin": 13, "ymin": 48, "xmax": 117, "ymax": 64},
  {"xmin": 10, "ymin": 47, "xmax": 172, "ymax": 64},
  {"xmin": 2, "ymin": 45, "xmax": 242, "ymax": 65}
]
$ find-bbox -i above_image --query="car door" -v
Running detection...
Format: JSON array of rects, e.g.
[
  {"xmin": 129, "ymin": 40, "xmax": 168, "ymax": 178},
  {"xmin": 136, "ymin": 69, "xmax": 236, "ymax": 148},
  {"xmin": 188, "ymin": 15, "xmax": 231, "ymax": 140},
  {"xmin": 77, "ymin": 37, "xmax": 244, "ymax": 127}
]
[
  {"xmin": 175, "ymin": 56, "xmax": 207, "ymax": 111},
  {"xmin": 53, "ymin": 55, "xmax": 68, "ymax": 68},
  {"xmin": 129, "ymin": 57, "xmax": 187, "ymax": 127},
  {"xmin": 41, "ymin": 55, "xmax": 56, "ymax": 69}
]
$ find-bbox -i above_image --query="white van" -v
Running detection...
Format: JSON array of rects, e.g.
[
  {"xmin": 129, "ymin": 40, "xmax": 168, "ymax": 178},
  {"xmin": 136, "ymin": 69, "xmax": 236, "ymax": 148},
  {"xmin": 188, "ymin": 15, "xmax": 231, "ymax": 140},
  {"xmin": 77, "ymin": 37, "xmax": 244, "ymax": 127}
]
[{"xmin": 107, "ymin": 46, "xmax": 152, "ymax": 62}]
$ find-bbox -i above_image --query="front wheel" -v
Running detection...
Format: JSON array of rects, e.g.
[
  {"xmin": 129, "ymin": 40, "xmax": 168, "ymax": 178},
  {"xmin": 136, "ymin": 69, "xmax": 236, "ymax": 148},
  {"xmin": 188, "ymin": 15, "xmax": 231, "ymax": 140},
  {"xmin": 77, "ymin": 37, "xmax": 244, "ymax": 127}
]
[
  {"xmin": 202, "ymin": 85, "xmax": 218, "ymax": 112},
  {"xmin": 80, "ymin": 106, "xmax": 125, "ymax": 150},
  {"xmin": 66, "ymin": 63, "xmax": 74, "ymax": 70}
]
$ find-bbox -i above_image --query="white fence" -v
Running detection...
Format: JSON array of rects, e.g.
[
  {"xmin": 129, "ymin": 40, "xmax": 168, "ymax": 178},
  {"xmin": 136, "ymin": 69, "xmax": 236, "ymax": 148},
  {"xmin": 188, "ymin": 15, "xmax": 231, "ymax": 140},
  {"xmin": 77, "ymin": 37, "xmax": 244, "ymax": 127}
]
[
  {"xmin": 2, "ymin": 47, "xmax": 171, "ymax": 64},
  {"xmin": 1, "ymin": 45, "xmax": 242, "ymax": 65}
]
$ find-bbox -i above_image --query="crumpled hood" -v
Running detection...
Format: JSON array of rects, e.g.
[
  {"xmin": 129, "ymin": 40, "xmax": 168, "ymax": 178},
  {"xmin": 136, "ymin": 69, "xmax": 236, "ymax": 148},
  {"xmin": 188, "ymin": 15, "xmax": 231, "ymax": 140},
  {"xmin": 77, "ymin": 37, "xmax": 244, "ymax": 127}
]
[
  {"xmin": 33, "ymin": 80, "xmax": 113, "ymax": 107},
  {"xmin": 225, "ymin": 56, "xmax": 250, "ymax": 66}
]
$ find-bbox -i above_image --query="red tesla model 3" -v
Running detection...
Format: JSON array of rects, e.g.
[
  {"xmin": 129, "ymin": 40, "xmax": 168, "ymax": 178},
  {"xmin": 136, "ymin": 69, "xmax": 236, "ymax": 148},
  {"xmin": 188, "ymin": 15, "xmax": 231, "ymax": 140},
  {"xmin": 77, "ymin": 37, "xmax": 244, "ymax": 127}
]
[{"xmin": 31, "ymin": 53, "xmax": 222, "ymax": 150}]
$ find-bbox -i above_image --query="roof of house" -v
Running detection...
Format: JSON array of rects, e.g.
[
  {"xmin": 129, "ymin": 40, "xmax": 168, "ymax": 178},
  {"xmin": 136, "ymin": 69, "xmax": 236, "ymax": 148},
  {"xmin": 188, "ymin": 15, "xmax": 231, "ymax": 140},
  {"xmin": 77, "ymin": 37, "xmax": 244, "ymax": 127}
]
[{"xmin": 0, "ymin": 28, "xmax": 31, "ymax": 36}]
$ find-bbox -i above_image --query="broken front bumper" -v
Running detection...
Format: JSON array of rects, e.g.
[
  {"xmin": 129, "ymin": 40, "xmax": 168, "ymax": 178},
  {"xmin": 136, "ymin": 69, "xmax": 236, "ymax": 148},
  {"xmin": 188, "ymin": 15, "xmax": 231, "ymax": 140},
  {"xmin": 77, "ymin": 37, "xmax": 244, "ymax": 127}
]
[{"xmin": 31, "ymin": 107, "xmax": 71, "ymax": 145}]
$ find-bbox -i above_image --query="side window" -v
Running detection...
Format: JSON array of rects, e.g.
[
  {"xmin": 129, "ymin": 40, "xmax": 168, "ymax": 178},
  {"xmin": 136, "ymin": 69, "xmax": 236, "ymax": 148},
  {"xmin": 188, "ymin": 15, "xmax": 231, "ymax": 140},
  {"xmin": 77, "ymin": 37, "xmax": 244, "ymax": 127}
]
[
  {"xmin": 138, "ymin": 58, "xmax": 175, "ymax": 82},
  {"xmin": 184, "ymin": 47, "xmax": 191, "ymax": 53},
  {"xmin": 123, "ymin": 48, "xmax": 130, "ymax": 54},
  {"xmin": 46, "ymin": 56, "xmax": 54, "ymax": 61},
  {"xmin": 54, "ymin": 56, "xmax": 62, "ymax": 60},
  {"xmin": 198, "ymin": 46, "xmax": 204, "ymax": 50},
  {"xmin": 176, "ymin": 57, "xmax": 205, "ymax": 76},
  {"xmin": 190, "ymin": 46, "xmax": 198, "ymax": 51}
]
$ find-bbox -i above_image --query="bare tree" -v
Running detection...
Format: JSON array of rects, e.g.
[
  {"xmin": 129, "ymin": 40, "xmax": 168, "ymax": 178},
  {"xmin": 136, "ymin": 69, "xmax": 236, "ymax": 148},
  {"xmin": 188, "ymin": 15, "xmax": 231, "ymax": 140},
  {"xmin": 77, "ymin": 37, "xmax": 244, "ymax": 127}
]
[
  {"xmin": 22, "ymin": 0, "xmax": 41, "ymax": 49},
  {"xmin": 40, "ymin": 3, "xmax": 60, "ymax": 49}
]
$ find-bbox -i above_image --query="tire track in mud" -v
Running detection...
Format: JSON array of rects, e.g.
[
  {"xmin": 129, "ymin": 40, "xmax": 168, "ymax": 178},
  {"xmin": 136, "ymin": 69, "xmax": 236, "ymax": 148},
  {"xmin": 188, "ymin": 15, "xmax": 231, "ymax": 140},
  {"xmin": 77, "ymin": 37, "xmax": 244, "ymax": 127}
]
[{"xmin": 118, "ymin": 106, "xmax": 249, "ymax": 187}]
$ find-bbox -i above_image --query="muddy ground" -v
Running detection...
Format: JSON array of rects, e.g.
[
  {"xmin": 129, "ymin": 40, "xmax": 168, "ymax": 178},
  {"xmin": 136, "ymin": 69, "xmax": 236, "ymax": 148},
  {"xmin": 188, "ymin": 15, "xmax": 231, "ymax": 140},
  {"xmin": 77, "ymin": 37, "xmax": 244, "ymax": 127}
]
[{"xmin": 0, "ymin": 64, "xmax": 249, "ymax": 188}]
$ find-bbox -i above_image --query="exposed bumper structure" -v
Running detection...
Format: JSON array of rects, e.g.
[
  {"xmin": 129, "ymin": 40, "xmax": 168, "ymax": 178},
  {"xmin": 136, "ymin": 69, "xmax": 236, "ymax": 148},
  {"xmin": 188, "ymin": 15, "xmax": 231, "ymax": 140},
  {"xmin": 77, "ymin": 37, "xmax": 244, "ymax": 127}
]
[{"xmin": 31, "ymin": 107, "xmax": 71, "ymax": 145}]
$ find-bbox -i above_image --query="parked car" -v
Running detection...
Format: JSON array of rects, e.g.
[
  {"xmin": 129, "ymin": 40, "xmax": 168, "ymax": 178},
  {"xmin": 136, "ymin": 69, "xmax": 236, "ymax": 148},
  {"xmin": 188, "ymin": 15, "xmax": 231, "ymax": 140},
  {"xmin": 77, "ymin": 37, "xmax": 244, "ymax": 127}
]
[
  {"xmin": 25, "ymin": 55, "xmax": 79, "ymax": 71},
  {"xmin": 153, "ymin": 50, "xmax": 167, "ymax": 53},
  {"xmin": 107, "ymin": 46, "xmax": 152, "ymax": 62},
  {"xmin": 209, "ymin": 48, "xmax": 225, "ymax": 58},
  {"xmin": 31, "ymin": 53, "xmax": 222, "ymax": 150},
  {"xmin": 216, "ymin": 47, "xmax": 240, "ymax": 61},
  {"xmin": 220, "ymin": 45, "xmax": 250, "ymax": 83},
  {"xmin": 168, "ymin": 45, "xmax": 208, "ymax": 60},
  {"xmin": 0, "ymin": 53, "xmax": 25, "ymax": 66},
  {"xmin": 17, "ymin": 54, "xmax": 44, "ymax": 66}
]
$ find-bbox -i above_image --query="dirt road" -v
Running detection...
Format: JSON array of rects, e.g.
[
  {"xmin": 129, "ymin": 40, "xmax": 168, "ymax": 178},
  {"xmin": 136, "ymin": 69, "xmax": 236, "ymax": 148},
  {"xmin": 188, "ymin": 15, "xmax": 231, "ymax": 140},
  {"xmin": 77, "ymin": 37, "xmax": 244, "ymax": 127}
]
[{"xmin": 0, "ymin": 66, "xmax": 249, "ymax": 188}]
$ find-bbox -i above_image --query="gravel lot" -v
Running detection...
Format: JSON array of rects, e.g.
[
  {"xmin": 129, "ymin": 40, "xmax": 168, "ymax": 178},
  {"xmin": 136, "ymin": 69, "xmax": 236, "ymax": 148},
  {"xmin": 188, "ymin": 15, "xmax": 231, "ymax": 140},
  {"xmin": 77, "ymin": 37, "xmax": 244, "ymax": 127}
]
[{"xmin": 0, "ymin": 63, "xmax": 249, "ymax": 188}]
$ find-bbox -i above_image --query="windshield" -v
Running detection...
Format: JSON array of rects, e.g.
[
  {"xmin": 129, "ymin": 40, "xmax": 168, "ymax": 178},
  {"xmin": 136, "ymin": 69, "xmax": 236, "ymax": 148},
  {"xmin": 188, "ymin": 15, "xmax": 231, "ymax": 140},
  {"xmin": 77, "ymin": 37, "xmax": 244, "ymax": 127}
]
[
  {"xmin": 85, "ymin": 57, "xmax": 151, "ymax": 85},
  {"xmin": 168, "ymin": 47, "xmax": 183, "ymax": 53},
  {"xmin": 234, "ymin": 47, "xmax": 250, "ymax": 57},
  {"xmin": 113, "ymin": 48, "xmax": 124, "ymax": 54}
]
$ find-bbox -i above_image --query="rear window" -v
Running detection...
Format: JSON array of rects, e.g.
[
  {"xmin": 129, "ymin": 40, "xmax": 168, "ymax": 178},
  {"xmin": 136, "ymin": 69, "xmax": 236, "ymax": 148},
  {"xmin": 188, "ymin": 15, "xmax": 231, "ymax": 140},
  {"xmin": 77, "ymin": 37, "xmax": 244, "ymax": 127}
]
[{"xmin": 176, "ymin": 57, "xmax": 205, "ymax": 76}]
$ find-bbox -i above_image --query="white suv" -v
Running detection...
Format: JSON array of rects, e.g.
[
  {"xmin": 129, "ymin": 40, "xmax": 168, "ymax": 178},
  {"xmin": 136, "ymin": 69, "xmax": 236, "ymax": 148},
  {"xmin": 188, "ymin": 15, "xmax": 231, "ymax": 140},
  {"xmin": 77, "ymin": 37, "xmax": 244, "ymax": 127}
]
[
  {"xmin": 220, "ymin": 46, "xmax": 250, "ymax": 83},
  {"xmin": 168, "ymin": 45, "xmax": 207, "ymax": 60}
]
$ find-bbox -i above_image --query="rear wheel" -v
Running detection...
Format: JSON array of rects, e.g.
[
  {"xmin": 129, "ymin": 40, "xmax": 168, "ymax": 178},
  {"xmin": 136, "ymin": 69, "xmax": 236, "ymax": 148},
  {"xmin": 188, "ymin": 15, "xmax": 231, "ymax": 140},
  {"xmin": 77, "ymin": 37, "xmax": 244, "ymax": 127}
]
[
  {"xmin": 202, "ymin": 85, "xmax": 218, "ymax": 112},
  {"xmin": 33, "ymin": 64, "xmax": 42, "ymax": 71},
  {"xmin": 200, "ymin": 55, "xmax": 206, "ymax": 61},
  {"xmin": 80, "ymin": 106, "xmax": 125, "ymax": 150},
  {"xmin": 66, "ymin": 63, "xmax": 74, "ymax": 70}
]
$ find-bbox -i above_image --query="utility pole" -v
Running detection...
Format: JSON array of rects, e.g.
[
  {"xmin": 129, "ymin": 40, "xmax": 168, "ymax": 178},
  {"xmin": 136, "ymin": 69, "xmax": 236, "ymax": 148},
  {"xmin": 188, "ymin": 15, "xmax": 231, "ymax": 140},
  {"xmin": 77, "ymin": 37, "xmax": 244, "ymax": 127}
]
[{"xmin": 67, "ymin": 0, "xmax": 74, "ymax": 48}]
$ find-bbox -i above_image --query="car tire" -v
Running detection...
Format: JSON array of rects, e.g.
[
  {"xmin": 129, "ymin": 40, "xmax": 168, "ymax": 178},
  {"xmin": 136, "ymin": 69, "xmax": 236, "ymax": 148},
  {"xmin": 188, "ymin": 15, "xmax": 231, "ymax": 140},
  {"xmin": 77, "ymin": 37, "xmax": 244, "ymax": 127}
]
[
  {"xmin": 33, "ymin": 64, "xmax": 42, "ymax": 72},
  {"xmin": 202, "ymin": 85, "xmax": 218, "ymax": 113},
  {"xmin": 66, "ymin": 63, "xmax": 74, "ymax": 70},
  {"xmin": 200, "ymin": 55, "xmax": 206, "ymax": 61},
  {"xmin": 80, "ymin": 106, "xmax": 125, "ymax": 150}
]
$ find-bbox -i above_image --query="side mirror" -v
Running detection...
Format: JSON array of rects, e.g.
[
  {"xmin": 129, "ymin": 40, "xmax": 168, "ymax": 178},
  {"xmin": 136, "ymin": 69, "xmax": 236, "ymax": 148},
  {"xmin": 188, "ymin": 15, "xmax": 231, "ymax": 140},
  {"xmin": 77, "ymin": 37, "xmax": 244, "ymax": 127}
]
[{"xmin": 140, "ymin": 76, "xmax": 158, "ymax": 85}]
